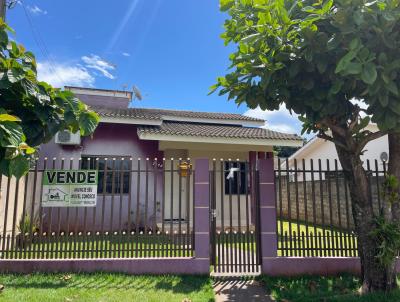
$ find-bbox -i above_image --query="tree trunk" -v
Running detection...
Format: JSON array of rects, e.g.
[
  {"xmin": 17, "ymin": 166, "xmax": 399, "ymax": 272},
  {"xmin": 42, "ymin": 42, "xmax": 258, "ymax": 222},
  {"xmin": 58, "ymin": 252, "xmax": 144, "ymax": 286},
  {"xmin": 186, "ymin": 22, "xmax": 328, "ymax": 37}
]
[{"xmin": 332, "ymin": 132, "xmax": 397, "ymax": 293}]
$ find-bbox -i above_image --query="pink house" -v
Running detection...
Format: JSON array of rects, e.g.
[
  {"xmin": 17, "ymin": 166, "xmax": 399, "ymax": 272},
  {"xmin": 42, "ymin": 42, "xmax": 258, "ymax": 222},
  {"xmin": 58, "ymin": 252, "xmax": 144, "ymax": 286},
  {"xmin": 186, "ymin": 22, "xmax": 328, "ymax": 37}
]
[{"xmin": 38, "ymin": 86, "xmax": 302, "ymax": 233}]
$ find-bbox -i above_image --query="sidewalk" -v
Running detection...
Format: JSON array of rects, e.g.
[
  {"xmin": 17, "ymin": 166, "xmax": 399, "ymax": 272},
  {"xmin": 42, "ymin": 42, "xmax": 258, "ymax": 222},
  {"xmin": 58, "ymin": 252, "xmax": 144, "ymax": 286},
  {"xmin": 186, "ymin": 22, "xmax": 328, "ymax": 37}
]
[{"xmin": 213, "ymin": 278, "xmax": 273, "ymax": 302}]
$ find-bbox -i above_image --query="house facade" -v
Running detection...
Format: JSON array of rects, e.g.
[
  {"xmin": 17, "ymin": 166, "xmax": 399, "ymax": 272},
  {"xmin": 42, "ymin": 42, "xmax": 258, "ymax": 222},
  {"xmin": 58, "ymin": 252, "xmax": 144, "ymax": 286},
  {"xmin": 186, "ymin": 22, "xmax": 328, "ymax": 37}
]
[
  {"xmin": 283, "ymin": 124, "xmax": 388, "ymax": 181},
  {"xmin": 37, "ymin": 86, "xmax": 302, "ymax": 232}
]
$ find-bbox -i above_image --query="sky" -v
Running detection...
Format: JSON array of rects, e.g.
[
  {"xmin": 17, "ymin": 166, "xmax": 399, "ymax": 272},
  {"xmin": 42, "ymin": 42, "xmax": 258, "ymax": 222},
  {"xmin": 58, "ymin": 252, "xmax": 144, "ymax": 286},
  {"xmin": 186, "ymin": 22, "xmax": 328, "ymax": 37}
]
[{"xmin": 7, "ymin": 0, "xmax": 302, "ymax": 135}]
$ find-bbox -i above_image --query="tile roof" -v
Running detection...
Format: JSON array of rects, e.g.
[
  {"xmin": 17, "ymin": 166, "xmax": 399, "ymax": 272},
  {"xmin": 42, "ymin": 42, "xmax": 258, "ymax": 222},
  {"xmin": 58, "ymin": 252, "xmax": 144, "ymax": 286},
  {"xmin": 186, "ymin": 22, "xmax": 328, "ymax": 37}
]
[
  {"xmin": 90, "ymin": 106, "xmax": 162, "ymax": 120},
  {"xmin": 90, "ymin": 105, "xmax": 264, "ymax": 122},
  {"xmin": 138, "ymin": 122, "xmax": 302, "ymax": 141}
]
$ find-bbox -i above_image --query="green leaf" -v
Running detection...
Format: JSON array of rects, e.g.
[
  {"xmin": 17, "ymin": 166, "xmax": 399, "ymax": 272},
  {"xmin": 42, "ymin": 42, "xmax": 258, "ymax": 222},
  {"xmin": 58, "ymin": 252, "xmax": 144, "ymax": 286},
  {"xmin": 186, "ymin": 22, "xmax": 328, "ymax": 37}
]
[
  {"xmin": 0, "ymin": 114, "xmax": 20, "ymax": 122},
  {"xmin": 316, "ymin": 60, "xmax": 327, "ymax": 73},
  {"xmin": 327, "ymin": 34, "xmax": 341, "ymax": 50},
  {"xmin": 220, "ymin": 0, "xmax": 234, "ymax": 11},
  {"xmin": 9, "ymin": 155, "xmax": 30, "ymax": 179},
  {"xmin": 379, "ymin": 94, "xmax": 389, "ymax": 107},
  {"xmin": 304, "ymin": 48, "xmax": 313, "ymax": 62},
  {"xmin": 358, "ymin": 48, "xmax": 369, "ymax": 61},
  {"xmin": 344, "ymin": 62, "xmax": 362, "ymax": 75},
  {"xmin": 378, "ymin": 53, "xmax": 388, "ymax": 64},
  {"xmin": 25, "ymin": 146, "xmax": 35, "ymax": 155},
  {"xmin": 0, "ymin": 122, "xmax": 24, "ymax": 147},
  {"xmin": 349, "ymin": 38, "xmax": 360, "ymax": 50},
  {"xmin": 329, "ymin": 80, "xmax": 343, "ymax": 95},
  {"xmin": 384, "ymin": 112, "xmax": 397, "ymax": 129},
  {"xmin": 335, "ymin": 50, "xmax": 357, "ymax": 73},
  {"xmin": 382, "ymin": 12, "xmax": 395, "ymax": 22},
  {"xmin": 0, "ymin": 28, "xmax": 8, "ymax": 46},
  {"xmin": 386, "ymin": 81, "xmax": 399, "ymax": 96},
  {"xmin": 302, "ymin": 6, "xmax": 315, "ymax": 12},
  {"xmin": 7, "ymin": 66, "xmax": 25, "ymax": 83},
  {"xmin": 78, "ymin": 111, "xmax": 99, "ymax": 136},
  {"xmin": 389, "ymin": 102, "xmax": 400, "ymax": 115},
  {"xmin": 0, "ymin": 159, "xmax": 11, "ymax": 177},
  {"xmin": 361, "ymin": 63, "xmax": 377, "ymax": 84},
  {"xmin": 353, "ymin": 10, "xmax": 363, "ymax": 25}
]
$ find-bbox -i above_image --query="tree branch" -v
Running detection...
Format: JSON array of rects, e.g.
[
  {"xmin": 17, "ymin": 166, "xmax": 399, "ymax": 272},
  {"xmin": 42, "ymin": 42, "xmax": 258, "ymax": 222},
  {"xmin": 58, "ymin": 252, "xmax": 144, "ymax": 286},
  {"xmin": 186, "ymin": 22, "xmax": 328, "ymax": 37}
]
[
  {"xmin": 317, "ymin": 131, "xmax": 350, "ymax": 151},
  {"xmin": 348, "ymin": 106, "xmax": 361, "ymax": 132},
  {"xmin": 355, "ymin": 130, "xmax": 388, "ymax": 156},
  {"xmin": 321, "ymin": 118, "xmax": 348, "ymax": 138}
]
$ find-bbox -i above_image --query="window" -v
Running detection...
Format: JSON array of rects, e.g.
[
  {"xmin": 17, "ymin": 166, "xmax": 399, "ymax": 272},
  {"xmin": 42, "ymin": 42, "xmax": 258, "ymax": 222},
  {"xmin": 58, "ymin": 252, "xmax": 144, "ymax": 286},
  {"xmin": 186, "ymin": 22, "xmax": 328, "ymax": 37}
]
[
  {"xmin": 224, "ymin": 162, "xmax": 248, "ymax": 195},
  {"xmin": 81, "ymin": 156, "xmax": 130, "ymax": 194}
]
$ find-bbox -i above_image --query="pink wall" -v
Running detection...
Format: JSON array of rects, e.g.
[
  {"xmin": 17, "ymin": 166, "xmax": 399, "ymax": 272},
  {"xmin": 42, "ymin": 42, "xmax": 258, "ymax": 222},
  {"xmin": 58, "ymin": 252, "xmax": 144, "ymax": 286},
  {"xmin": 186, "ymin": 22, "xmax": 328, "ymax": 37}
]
[{"xmin": 39, "ymin": 123, "xmax": 164, "ymax": 232}]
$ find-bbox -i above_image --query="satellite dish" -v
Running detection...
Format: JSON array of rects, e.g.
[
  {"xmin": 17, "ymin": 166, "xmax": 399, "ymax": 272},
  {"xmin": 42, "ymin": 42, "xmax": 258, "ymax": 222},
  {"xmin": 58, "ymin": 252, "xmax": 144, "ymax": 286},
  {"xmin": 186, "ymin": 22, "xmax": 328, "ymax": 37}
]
[
  {"xmin": 380, "ymin": 151, "xmax": 388, "ymax": 162},
  {"xmin": 132, "ymin": 85, "xmax": 143, "ymax": 101}
]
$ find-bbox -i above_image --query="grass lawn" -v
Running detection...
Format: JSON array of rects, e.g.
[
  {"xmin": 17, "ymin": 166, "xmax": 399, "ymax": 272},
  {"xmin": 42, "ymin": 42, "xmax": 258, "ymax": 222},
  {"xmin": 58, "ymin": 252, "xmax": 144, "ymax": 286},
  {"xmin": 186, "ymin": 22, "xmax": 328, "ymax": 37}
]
[
  {"xmin": 261, "ymin": 274, "xmax": 400, "ymax": 302},
  {"xmin": 3, "ymin": 220, "xmax": 357, "ymax": 259},
  {"xmin": 1, "ymin": 234, "xmax": 193, "ymax": 259},
  {"xmin": 213, "ymin": 220, "xmax": 358, "ymax": 257},
  {"xmin": 277, "ymin": 220, "xmax": 358, "ymax": 257},
  {"xmin": 0, "ymin": 273, "xmax": 214, "ymax": 302}
]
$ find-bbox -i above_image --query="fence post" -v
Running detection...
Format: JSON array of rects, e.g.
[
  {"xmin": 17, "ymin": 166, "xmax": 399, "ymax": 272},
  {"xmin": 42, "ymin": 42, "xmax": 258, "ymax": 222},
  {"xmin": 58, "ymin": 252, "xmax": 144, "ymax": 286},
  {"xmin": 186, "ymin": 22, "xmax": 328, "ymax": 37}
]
[
  {"xmin": 193, "ymin": 158, "xmax": 210, "ymax": 274},
  {"xmin": 259, "ymin": 152, "xmax": 277, "ymax": 273}
]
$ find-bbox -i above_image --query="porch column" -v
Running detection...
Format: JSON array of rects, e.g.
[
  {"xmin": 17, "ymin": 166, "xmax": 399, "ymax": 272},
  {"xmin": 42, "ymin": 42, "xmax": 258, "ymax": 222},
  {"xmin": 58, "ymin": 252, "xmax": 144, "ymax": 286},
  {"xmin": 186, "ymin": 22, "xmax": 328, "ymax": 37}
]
[
  {"xmin": 193, "ymin": 158, "xmax": 210, "ymax": 274},
  {"xmin": 258, "ymin": 152, "xmax": 278, "ymax": 274}
]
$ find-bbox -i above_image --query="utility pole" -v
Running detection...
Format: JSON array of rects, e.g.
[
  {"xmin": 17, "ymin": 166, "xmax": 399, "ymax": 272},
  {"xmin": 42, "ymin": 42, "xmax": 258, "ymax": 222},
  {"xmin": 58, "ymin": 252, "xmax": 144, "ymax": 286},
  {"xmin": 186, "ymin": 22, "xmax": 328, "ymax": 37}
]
[{"xmin": 0, "ymin": 0, "xmax": 6, "ymax": 20}]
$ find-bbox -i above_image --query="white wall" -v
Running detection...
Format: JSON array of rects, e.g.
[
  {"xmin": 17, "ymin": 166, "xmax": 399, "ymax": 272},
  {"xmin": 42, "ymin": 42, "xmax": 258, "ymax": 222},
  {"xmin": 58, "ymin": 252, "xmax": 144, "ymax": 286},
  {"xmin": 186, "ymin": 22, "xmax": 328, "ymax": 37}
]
[{"xmin": 286, "ymin": 131, "xmax": 388, "ymax": 181}]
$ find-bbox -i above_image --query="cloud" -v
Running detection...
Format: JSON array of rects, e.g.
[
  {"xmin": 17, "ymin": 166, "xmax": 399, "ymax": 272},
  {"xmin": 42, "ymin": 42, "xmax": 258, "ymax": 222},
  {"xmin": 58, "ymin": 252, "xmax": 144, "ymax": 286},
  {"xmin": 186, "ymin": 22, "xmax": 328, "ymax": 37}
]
[
  {"xmin": 263, "ymin": 123, "xmax": 298, "ymax": 134},
  {"xmin": 244, "ymin": 105, "xmax": 302, "ymax": 134},
  {"xmin": 244, "ymin": 104, "xmax": 296, "ymax": 120},
  {"xmin": 37, "ymin": 62, "xmax": 95, "ymax": 88},
  {"xmin": 36, "ymin": 54, "xmax": 116, "ymax": 88},
  {"xmin": 81, "ymin": 54, "xmax": 116, "ymax": 79},
  {"xmin": 122, "ymin": 52, "xmax": 131, "ymax": 57},
  {"xmin": 27, "ymin": 5, "xmax": 47, "ymax": 15}
]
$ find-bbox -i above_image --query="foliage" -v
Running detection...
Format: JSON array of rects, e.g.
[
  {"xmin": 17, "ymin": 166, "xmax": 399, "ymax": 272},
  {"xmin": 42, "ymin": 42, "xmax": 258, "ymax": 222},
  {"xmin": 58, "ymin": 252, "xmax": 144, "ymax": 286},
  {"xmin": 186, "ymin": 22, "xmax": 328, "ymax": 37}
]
[
  {"xmin": 213, "ymin": 0, "xmax": 400, "ymax": 147},
  {"xmin": 382, "ymin": 174, "xmax": 400, "ymax": 205},
  {"xmin": 17, "ymin": 214, "xmax": 39, "ymax": 234},
  {"xmin": 0, "ymin": 19, "xmax": 99, "ymax": 178},
  {"xmin": 273, "ymin": 145, "xmax": 301, "ymax": 158},
  {"xmin": 261, "ymin": 274, "xmax": 400, "ymax": 301},
  {"xmin": 214, "ymin": 0, "xmax": 400, "ymax": 289},
  {"xmin": 369, "ymin": 215, "xmax": 400, "ymax": 267}
]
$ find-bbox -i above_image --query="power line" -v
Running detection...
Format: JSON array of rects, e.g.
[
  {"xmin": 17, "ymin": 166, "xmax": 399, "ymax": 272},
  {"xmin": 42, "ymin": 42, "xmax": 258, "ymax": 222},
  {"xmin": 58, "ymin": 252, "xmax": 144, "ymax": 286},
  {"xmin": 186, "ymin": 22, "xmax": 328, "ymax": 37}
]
[{"xmin": 21, "ymin": 1, "xmax": 65, "ymax": 86}]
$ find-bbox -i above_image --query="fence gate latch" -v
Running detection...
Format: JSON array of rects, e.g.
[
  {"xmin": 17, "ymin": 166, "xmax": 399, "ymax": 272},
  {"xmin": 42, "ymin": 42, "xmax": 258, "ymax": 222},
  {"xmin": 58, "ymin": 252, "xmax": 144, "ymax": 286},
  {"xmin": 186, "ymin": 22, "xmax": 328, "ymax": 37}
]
[{"xmin": 210, "ymin": 209, "xmax": 217, "ymax": 220}]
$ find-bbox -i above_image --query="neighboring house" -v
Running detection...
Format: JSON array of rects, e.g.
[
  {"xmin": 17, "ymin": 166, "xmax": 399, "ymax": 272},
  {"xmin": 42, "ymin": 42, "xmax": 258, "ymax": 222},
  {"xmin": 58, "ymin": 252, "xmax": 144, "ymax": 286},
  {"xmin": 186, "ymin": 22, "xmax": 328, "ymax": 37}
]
[
  {"xmin": 38, "ymin": 86, "xmax": 302, "ymax": 231},
  {"xmin": 283, "ymin": 124, "xmax": 388, "ymax": 181}
]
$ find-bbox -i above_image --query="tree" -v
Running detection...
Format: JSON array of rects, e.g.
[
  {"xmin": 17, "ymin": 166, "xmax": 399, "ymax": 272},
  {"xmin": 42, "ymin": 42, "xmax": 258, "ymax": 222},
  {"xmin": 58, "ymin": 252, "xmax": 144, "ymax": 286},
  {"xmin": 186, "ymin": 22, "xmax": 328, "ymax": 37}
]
[
  {"xmin": 0, "ymin": 20, "xmax": 99, "ymax": 178},
  {"xmin": 273, "ymin": 145, "xmax": 301, "ymax": 158},
  {"xmin": 213, "ymin": 0, "xmax": 400, "ymax": 292}
]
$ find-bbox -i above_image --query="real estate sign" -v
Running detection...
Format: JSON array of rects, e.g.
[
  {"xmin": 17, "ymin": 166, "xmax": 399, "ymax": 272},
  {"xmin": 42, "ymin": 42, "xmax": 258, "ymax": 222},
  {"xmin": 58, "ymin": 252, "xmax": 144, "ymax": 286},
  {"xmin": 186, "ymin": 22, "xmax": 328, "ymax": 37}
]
[{"xmin": 42, "ymin": 170, "xmax": 98, "ymax": 207}]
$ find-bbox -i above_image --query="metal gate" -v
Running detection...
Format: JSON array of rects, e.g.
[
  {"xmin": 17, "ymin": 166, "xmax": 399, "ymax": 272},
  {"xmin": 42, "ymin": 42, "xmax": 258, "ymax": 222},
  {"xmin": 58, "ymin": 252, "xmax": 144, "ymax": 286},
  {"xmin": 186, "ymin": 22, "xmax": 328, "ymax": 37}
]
[{"xmin": 210, "ymin": 160, "xmax": 261, "ymax": 276}]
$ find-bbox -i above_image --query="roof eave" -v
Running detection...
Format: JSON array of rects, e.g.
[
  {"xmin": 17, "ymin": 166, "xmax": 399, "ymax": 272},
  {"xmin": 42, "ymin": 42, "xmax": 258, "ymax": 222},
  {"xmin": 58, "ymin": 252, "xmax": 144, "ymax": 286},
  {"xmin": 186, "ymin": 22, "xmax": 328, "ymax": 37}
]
[
  {"xmin": 161, "ymin": 115, "xmax": 265, "ymax": 127},
  {"xmin": 138, "ymin": 132, "xmax": 303, "ymax": 147},
  {"xmin": 100, "ymin": 116, "xmax": 162, "ymax": 126},
  {"xmin": 98, "ymin": 115, "xmax": 264, "ymax": 127}
]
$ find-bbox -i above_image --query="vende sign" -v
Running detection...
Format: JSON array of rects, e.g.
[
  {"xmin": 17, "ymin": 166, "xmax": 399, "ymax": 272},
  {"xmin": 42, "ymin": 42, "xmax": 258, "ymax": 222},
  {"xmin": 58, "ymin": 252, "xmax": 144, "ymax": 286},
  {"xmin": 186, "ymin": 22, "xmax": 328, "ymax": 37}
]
[{"xmin": 42, "ymin": 170, "xmax": 98, "ymax": 207}]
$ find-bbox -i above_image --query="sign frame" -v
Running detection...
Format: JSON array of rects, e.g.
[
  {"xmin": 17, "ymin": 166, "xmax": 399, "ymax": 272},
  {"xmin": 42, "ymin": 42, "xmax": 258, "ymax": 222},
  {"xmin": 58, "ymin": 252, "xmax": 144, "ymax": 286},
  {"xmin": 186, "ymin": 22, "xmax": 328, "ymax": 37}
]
[{"xmin": 41, "ymin": 169, "xmax": 98, "ymax": 207}]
